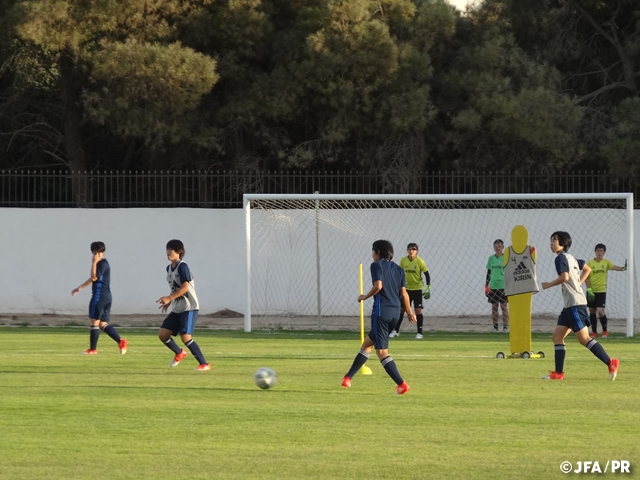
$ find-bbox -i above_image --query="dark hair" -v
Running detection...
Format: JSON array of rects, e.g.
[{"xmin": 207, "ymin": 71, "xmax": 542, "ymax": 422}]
[
  {"xmin": 166, "ymin": 239, "xmax": 186, "ymax": 259},
  {"xmin": 551, "ymin": 231, "xmax": 572, "ymax": 252},
  {"xmin": 90, "ymin": 241, "xmax": 106, "ymax": 253},
  {"xmin": 595, "ymin": 243, "xmax": 606, "ymax": 252},
  {"xmin": 407, "ymin": 242, "xmax": 419, "ymax": 250},
  {"xmin": 372, "ymin": 239, "xmax": 394, "ymax": 261},
  {"xmin": 493, "ymin": 239, "xmax": 504, "ymax": 246}
]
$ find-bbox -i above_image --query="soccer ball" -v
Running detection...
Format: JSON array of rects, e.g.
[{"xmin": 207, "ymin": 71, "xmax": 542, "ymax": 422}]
[{"xmin": 254, "ymin": 367, "xmax": 277, "ymax": 390}]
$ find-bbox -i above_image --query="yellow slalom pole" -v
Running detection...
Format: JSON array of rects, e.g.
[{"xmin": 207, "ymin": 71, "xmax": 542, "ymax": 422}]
[{"xmin": 359, "ymin": 263, "xmax": 372, "ymax": 375}]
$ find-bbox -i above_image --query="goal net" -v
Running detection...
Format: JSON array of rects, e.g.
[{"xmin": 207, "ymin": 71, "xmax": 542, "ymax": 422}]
[{"xmin": 244, "ymin": 194, "xmax": 637, "ymax": 336}]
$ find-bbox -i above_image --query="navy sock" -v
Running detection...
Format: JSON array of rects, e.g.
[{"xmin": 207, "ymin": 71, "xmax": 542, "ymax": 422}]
[
  {"xmin": 394, "ymin": 314, "xmax": 404, "ymax": 333},
  {"xmin": 381, "ymin": 356, "xmax": 403, "ymax": 385},
  {"xmin": 89, "ymin": 326, "xmax": 100, "ymax": 350},
  {"xmin": 600, "ymin": 315, "xmax": 608, "ymax": 333},
  {"xmin": 185, "ymin": 339, "xmax": 207, "ymax": 364},
  {"xmin": 346, "ymin": 349, "xmax": 370, "ymax": 379},
  {"xmin": 163, "ymin": 337, "xmax": 182, "ymax": 355},
  {"xmin": 417, "ymin": 314, "xmax": 424, "ymax": 334},
  {"xmin": 101, "ymin": 324, "xmax": 121, "ymax": 343},
  {"xmin": 554, "ymin": 344, "xmax": 566, "ymax": 373},
  {"xmin": 586, "ymin": 339, "xmax": 610, "ymax": 365},
  {"xmin": 590, "ymin": 313, "xmax": 597, "ymax": 333}
]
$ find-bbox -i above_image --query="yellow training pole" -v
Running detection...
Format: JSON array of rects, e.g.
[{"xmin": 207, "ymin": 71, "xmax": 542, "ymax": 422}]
[{"xmin": 359, "ymin": 263, "xmax": 372, "ymax": 375}]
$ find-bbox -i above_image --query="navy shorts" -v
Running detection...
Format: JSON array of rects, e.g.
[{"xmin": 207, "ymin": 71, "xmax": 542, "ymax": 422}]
[
  {"xmin": 557, "ymin": 305, "xmax": 591, "ymax": 332},
  {"xmin": 487, "ymin": 289, "xmax": 507, "ymax": 304},
  {"xmin": 406, "ymin": 290, "xmax": 423, "ymax": 310},
  {"xmin": 89, "ymin": 297, "xmax": 111, "ymax": 322},
  {"xmin": 161, "ymin": 310, "xmax": 199, "ymax": 336},
  {"xmin": 368, "ymin": 314, "xmax": 397, "ymax": 349},
  {"xmin": 588, "ymin": 292, "xmax": 606, "ymax": 309}
]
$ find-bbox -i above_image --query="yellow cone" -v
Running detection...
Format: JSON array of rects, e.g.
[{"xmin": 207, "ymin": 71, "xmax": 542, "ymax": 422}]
[{"xmin": 359, "ymin": 365, "xmax": 373, "ymax": 375}]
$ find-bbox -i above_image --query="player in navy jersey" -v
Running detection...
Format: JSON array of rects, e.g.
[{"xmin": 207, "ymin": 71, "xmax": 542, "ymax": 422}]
[
  {"xmin": 157, "ymin": 239, "xmax": 210, "ymax": 371},
  {"xmin": 342, "ymin": 240, "xmax": 416, "ymax": 394},
  {"xmin": 540, "ymin": 231, "xmax": 619, "ymax": 381},
  {"xmin": 72, "ymin": 242, "xmax": 127, "ymax": 355}
]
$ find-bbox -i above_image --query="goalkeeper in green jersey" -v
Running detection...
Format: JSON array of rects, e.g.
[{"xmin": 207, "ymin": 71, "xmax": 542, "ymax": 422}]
[
  {"xmin": 485, "ymin": 239, "xmax": 509, "ymax": 332},
  {"xmin": 585, "ymin": 243, "xmax": 627, "ymax": 338},
  {"xmin": 391, "ymin": 243, "xmax": 430, "ymax": 339}
]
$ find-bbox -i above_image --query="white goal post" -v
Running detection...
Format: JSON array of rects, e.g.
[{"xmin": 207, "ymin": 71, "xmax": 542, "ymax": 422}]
[{"xmin": 244, "ymin": 193, "xmax": 636, "ymax": 336}]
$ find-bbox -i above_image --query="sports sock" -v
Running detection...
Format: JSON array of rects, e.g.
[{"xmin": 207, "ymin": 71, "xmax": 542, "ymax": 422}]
[
  {"xmin": 380, "ymin": 356, "xmax": 403, "ymax": 385},
  {"xmin": 590, "ymin": 313, "xmax": 597, "ymax": 333},
  {"xmin": 163, "ymin": 337, "xmax": 182, "ymax": 355},
  {"xmin": 101, "ymin": 324, "xmax": 121, "ymax": 343},
  {"xmin": 90, "ymin": 326, "xmax": 100, "ymax": 350},
  {"xmin": 417, "ymin": 314, "xmax": 423, "ymax": 334},
  {"xmin": 600, "ymin": 315, "xmax": 608, "ymax": 333},
  {"xmin": 586, "ymin": 339, "xmax": 610, "ymax": 365},
  {"xmin": 554, "ymin": 344, "xmax": 566, "ymax": 373},
  {"xmin": 185, "ymin": 339, "xmax": 207, "ymax": 364},
  {"xmin": 394, "ymin": 314, "xmax": 404, "ymax": 334},
  {"xmin": 346, "ymin": 349, "xmax": 370, "ymax": 379}
]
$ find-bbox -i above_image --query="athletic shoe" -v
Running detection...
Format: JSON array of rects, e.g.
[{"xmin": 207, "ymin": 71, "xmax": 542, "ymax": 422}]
[
  {"xmin": 541, "ymin": 371, "xmax": 564, "ymax": 380},
  {"xmin": 389, "ymin": 331, "xmax": 398, "ymax": 338},
  {"xmin": 493, "ymin": 324, "xmax": 499, "ymax": 332},
  {"xmin": 118, "ymin": 338, "xmax": 128, "ymax": 355},
  {"xmin": 341, "ymin": 376, "xmax": 351, "ymax": 388},
  {"xmin": 83, "ymin": 349, "xmax": 98, "ymax": 355},
  {"xmin": 608, "ymin": 358, "xmax": 619, "ymax": 381},
  {"xmin": 415, "ymin": 333, "xmax": 423, "ymax": 339},
  {"xmin": 169, "ymin": 349, "xmax": 188, "ymax": 367},
  {"xmin": 590, "ymin": 332, "xmax": 599, "ymax": 338},
  {"xmin": 602, "ymin": 331, "xmax": 609, "ymax": 338},
  {"xmin": 503, "ymin": 325, "xmax": 509, "ymax": 333},
  {"xmin": 195, "ymin": 363, "xmax": 211, "ymax": 371},
  {"xmin": 395, "ymin": 381, "xmax": 410, "ymax": 395}
]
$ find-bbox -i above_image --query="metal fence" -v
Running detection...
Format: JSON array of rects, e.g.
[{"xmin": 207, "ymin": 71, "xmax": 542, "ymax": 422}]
[{"xmin": 0, "ymin": 170, "xmax": 637, "ymax": 208}]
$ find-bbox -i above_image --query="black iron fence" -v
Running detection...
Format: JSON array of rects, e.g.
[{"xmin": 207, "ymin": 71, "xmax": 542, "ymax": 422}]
[{"xmin": 0, "ymin": 170, "xmax": 636, "ymax": 208}]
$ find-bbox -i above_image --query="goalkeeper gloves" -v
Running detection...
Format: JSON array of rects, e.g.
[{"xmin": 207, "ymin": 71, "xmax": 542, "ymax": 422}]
[
  {"xmin": 623, "ymin": 259, "xmax": 627, "ymax": 271},
  {"xmin": 586, "ymin": 287, "xmax": 595, "ymax": 303},
  {"xmin": 423, "ymin": 284, "xmax": 431, "ymax": 300},
  {"xmin": 485, "ymin": 285, "xmax": 490, "ymax": 297}
]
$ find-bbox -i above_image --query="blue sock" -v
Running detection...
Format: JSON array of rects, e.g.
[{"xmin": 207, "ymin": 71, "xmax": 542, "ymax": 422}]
[
  {"xmin": 185, "ymin": 339, "xmax": 207, "ymax": 365},
  {"xmin": 554, "ymin": 344, "xmax": 566, "ymax": 373},
  {"xmin": 163, "ymin": 337, "xmax": 182, "ymax": 355},
  {"xmin": 381, "ymin": 356, "xmax": 403, "ymax": 385},
  {"xmin": 586, "ymin": 339, "xmax": 610, "ymax": 365},
  {"xmin": 101, "ymin": 324, "xmax": 121, "ymax": 343},
  {"xmin": 90, "ymin": 326, "xmax": 100, "ymax": 350},
  {"xmin": 346, "ymin": 349, "xmax": 370, "ymax": 379}
]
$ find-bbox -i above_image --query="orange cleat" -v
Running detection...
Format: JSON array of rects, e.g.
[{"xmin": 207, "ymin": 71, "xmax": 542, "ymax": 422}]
[
  {"xmin": 341, "ymin": 376, "xmax": 351, "ymax": 388},
  {"xmin": 170, "ymin": 349, "xmax": 188, "ymax": 367},
  {"xmin": 195, "ymin": 363, "xmax": 211, "ymax": 371},
  {"xmin": 395, "ymin": 381, "xmax": 410, "ymax": 395},
  {"xmin": 608, "ymin": 358, "xmax": 619, "ymax": 381},
  {"xmin": 118, "ymin": 338, "xmax": 128, "ymax": 355},
  {"xmin": 83, "ymin": 349, "xmax": 98, "ymax": 355},
  {"xmin": 541, "ymin": 371, "xmax": 564, "ymax": 380}
]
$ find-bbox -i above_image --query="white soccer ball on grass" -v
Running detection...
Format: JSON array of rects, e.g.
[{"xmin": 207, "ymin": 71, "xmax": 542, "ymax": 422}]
[{"xmin": 254, "ymin": 367, "xmax": 277, "ymax": 389}]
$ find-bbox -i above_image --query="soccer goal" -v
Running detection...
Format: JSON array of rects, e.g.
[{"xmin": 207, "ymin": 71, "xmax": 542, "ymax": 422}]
[{"xmin": 244, "ymin": 193, "xmax": 636, "ymax": 336}]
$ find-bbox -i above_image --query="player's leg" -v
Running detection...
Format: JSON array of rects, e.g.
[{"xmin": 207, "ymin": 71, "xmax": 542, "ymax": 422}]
[
  {"xmin": 573, "ymin": 306, "xmax": 618, "ymax": 379},
  {"xmin": 596, "ymin": 293, "xmax": 608, "ymax": 335},
  {"xmin": 97, "ymin": 302, "xmax": 128, "ymax": 354},
  {"xmin": 179, "ymin": 311, "xmax": 209, "ymax": 370},
  {"xmin": 86, "ymin": 318, "xmax": 101, "ymax": 354},
  {"xmin": 588, "ymin": 306, "xmax": 598, "ymax": 337},
  {"xmin": 549, "ymin": 324, "xmax": 571, "ymax": 375},
  {"xmin": 499, "ymin": 290, "xmax": 509, "ymax": 332},
  {"xmin": 491, "ymin": 301, "xmax": 499, "ymax": 332},
  {"xmin": 393, "ymin": 308, "xmax": 405, "ymax": 336},
  {"xmin": 412, "ymin": 291, "xmax": 424, "ymax": 338},
  {"xmin": 159, "ymin": 314, "xmax": 186, "ymax": 365},
  {"xmin": 343, "ymin": 334, "xmax": 375, "ymax": 386},
  {"xmin": 373, "ymin": 317, "xmax": 409, "ymax": 393}
]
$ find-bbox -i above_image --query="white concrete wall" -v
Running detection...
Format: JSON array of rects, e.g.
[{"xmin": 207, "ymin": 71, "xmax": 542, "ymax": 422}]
[
  {"xmin": 2, "ymin": 207, "xmax": 639, "ymax": 316},
  {"xmin": 1, "ymin": 208, "xmax": 245, "ymax": 314}
]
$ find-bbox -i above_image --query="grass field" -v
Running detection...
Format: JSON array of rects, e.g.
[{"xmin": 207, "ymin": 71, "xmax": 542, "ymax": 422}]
[{"xmin": 1, "ymin": 327, "xmax": 639, "ymax": 479}]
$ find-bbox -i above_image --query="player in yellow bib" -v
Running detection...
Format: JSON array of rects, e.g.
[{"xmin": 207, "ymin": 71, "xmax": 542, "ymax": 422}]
[
  {"xmin": 391, "ymin": 243, "xmax": 430, "ymax": 339},
  {"xmin": 585, "ymin": 243, "xmax": 627, "ymax": 338}
]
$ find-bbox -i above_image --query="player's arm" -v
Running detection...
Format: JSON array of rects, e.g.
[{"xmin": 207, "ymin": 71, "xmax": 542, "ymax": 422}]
[
  {"xmin": 72, "ymin": 253, "xmax": 102, "ymax": 295},
  {"xmin": 358, "ymin": 280, "xmax": 382, "ymax": 302},
  {"xmin": 424, "ymin": 270, "xmax": 431, "ymax": 286},
  {"xmin": 72, "ymin": 277, "xmax": 94, "ymax": 295},
  {"xmin": 400, "ymin": 287, "xmax": 417, "ymax": 323},
  {"xmin": 157, "ymin": 281, "xmax": 190, "ymax": 311},
  {"xmin": 579, "ymin": 263, "xmax": 591, "ymax": 284},
  {"xmin": 613, "ymin": 259, "xmax": 627, "ymax": 272},
  {"xmin": 541, "ymin": 272, "xmax": 569, "ymax": 290}
]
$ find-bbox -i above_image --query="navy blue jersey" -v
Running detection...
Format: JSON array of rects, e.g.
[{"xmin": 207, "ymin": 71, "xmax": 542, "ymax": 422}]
[
  {"xmin": 370, "ymin": 259, "xmax": 406, "ymax": 318},
  {"xmin": 91, "ymin": 258, "xmax": 111, "ymax": 300}
]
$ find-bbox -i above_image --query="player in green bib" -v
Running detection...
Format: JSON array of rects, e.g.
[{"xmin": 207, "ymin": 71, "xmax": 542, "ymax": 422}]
[
  {"xmin": 391, "ymin": 243, "xmax": 430, "ymax": 339},
  {"xmin": 585, "ymin": 243, "xmax": 627, "ymax": 338},
  {"xmin": 485, "ymin": 239, "xmax": 509, "ymax": 332}
]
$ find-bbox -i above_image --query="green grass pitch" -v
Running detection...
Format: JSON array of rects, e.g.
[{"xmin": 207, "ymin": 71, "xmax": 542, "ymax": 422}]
[{"xmin": 1, "ymin": 327, "xmax": 639, "ymax": 479}]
